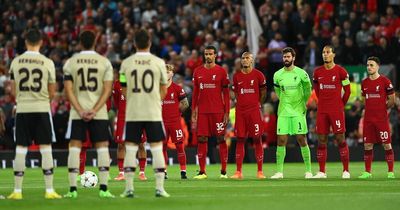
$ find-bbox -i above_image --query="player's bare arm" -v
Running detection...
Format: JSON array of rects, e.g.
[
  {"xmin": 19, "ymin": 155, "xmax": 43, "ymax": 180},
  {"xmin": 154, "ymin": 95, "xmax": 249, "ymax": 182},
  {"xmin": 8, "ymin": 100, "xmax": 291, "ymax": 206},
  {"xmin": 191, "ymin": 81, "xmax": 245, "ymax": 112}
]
[
  {"xmin": 387, "ymin": 93, "xmax": 395, "ymax": 109},
  {"xmin": 259, "ymin": 87, "xmax": 267, "ymax": 104},
  {"xmin": 64, "ymin": 80, "xmax": 89, "ymax": 121},
  {"xmin": 179, "ymin": 97, "xmax": 189, "ymax": 113},
  {"xmin": 88, "ymin": 80, "xmax": 113, "ymax": 120},
  {"xmin": 160, "ymin": 84, "xmax": 168, "ymax": 100},
  {"xmin": 48, "ymin": 83, "xmax": 57, "ymax": 100}
]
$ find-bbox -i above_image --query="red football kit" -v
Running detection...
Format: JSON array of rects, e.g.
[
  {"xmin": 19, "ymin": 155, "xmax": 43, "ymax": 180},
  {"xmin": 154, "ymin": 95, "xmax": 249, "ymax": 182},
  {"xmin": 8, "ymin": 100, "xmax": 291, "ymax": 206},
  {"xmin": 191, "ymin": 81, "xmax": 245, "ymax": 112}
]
[
  {"xmin": 313, "ymin": 64, "xmax": 350, "ymax": 134},
  {"xmin": 361, "ymin": 75, "xmax": 394, "ymax": 144},
  {"xmin": 192, "ymin": 64, "xmax": 230, "ymax": 136},
  {"xmin": 232, "ymin": 69, "xmax": 266, "ymax": 138}
]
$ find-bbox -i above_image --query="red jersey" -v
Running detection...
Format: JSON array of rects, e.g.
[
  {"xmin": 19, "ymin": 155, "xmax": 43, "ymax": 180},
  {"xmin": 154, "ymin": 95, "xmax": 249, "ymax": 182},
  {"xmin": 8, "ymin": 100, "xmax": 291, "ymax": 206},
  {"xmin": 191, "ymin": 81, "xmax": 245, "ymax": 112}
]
[
  {"xmin": 361, "ymin": 75, "xmax": 394, "ymax": 122},
  {"xmin": 112, "ymin": 80, "xmax": 126, "ymax": 120},
  {"xmin": 313, "ymin": 65, "xmax": 349, "ymax": 113},
  {"xmin": 232, "ymin": 69, "xmax": 266, "ymax": 112},
  {"xmin": 162, "ymin": 82, "xmax": 186, "ymax": 124},
  {"xmin": 192, "ymin": 64, "xmax": 230, "ymax": 114}
]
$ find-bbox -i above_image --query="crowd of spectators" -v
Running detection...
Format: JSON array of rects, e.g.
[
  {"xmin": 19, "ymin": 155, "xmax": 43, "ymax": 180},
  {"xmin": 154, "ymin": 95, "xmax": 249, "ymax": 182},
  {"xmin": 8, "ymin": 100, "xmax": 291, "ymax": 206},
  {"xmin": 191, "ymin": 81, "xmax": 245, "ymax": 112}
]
[{"xmin": 0, "ymin": 0, "xmax": 400, "ymax": 150}]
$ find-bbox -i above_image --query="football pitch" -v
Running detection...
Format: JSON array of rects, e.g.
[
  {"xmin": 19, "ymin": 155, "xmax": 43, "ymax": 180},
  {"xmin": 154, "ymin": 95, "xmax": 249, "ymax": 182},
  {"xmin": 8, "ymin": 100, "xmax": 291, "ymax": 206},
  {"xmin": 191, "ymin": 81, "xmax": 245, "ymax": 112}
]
[{"xmin": 1, "ymin": 162, "xmax": 399, "ymax": 210}]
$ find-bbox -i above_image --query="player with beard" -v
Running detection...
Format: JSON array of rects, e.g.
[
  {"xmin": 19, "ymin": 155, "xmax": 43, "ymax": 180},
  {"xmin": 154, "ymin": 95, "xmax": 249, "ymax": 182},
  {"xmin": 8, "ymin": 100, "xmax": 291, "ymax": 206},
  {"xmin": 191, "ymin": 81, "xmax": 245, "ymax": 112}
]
[
  {"xmin": 271, "ymin": 47, "xmax": 313, "ymax": 179},
  {"xmin": 191, "ymin": 45, "xmax": 230, "ymax": 179},
  {"xmin": 312, "ymin": 45, "xmax": 351, "ymax": 179},
  {"xmin": 359, "ymin": 57, "xmax": 395, "ymax": 179}
]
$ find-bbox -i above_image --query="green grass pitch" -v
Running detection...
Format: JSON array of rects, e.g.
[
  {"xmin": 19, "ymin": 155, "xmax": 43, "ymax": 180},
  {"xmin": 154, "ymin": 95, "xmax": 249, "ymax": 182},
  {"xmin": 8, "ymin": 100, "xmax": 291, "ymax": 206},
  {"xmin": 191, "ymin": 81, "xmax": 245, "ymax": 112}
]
[{"xmin": 0, "ymin": 162, "xmax": 399, "ymax": 210}]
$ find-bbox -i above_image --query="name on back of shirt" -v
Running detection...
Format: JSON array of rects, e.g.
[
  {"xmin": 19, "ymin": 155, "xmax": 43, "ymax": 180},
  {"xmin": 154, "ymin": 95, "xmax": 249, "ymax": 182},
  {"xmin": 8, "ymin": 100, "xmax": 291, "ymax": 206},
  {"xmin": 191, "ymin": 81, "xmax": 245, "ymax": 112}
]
[
  {"xmin": 135, "ymin": 59, "xmax": 151, "ymax": 65},
  {"xmin": 18, "ymin": 58, "xmax": 44, "ymax": 65},
  {"xmin": 77, "ymin": 58, "xmax": 98, "ymax": 64}
]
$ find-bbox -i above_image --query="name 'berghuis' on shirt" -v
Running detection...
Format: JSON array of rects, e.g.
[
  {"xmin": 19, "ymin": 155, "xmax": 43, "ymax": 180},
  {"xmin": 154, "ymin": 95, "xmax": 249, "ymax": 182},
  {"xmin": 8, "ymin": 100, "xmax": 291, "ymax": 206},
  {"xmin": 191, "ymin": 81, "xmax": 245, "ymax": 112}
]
[
  {"xmin": 162, "ymin": 82, "xmax": 186, "ymax": 124},
  {"xmin": 192, "ymin": 64, "xmax": 229, "ymax": 113},
  {"xmin": 232, "ymin": 69, "xmax": 266, "ymax": 112},
  {"xmin": 362, "ymin": 75, "xmax": 394, "ymax": 122},
  {"xmin": 313, "ymin": 64, "xmax": 349, "ymax": 113}
]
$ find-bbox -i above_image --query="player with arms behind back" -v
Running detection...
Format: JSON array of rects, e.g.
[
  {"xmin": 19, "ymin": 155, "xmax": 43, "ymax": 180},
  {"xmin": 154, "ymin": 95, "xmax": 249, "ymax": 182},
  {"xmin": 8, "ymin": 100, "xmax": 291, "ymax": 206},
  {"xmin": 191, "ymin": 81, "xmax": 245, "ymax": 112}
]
[
  {"xmin": 271, "ymin": 47, "xmax": 313, "ymax": 179},
  {"xmin": 359, "ymin": 57, "xmax": 395, "ymax": 179},
  {"xmin": 162, "ymin": 64, "xmax": 189, "ymax": 179},
  {"xmin": 312, "ymin": 45, "xmax": 351, "ymax": 179},
  {"xmin": 191, "ymin": 45, "xmax": 230, "ymax": 179},
  {"xmin": 119, "ymin": 29, "xmax": 169, "ymax": 198},
  {"xmin": 7, "ymin": 28, "xmax": 61, "ymax": 200},
  {"xmin": 230, "ymin": 52, "xmax": 267, "ymax": 179},
  {"xmin": 63, "ymin": 30, "xmax": 114, "ymax": 198}
]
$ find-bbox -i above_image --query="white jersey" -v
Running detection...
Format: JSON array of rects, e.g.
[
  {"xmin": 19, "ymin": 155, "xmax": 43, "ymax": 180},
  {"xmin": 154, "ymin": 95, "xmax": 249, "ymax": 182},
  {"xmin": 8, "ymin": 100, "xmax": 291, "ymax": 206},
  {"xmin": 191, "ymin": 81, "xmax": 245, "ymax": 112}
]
[
  {"xmin": 9, "ymin": 51, "xmax": 56, "ymax": 113},
  {"xmin": 120, "ymin": 52, "xmax": 168, "ymax": 121},
  {"xmin": 63, "ymin": 51, "xmax": 113, "ymax": 120}
]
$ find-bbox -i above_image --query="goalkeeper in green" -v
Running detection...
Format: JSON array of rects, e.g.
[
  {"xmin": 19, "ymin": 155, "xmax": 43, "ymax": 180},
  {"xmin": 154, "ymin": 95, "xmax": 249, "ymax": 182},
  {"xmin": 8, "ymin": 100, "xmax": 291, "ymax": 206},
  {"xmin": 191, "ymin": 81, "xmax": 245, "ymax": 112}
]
[{"xmin": 271, "ymin": 47, "xmax": 313, "ymax": 179}]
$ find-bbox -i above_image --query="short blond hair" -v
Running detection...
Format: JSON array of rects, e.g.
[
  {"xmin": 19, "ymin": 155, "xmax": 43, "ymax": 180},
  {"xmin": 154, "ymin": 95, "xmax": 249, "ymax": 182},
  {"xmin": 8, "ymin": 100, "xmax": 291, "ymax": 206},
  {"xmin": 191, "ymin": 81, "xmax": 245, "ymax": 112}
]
[{"xmin": 166, "ymin": 64, "xmax": 174, "ymax": 72}]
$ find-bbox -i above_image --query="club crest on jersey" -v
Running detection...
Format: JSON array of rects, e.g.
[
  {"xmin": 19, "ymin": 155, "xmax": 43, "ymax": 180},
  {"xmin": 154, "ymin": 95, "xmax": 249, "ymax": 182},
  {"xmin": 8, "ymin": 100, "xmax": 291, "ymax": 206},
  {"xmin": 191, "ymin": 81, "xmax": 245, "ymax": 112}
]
[
  {"xmin": 171, "ymin": 93, "xmax": 174, "ymax": 99},
  {"xmin": 376, "ymin": 85, "xmax": 380, "ymax": 92},
  {"xmin": 332, "ymin": 76, "xmax": 336, "ymax": 81},
  {"xmin": 294, "ymin": 76, "xmax": 297, "ymax": 81},
  {"xmin": 250, "ymin": 80, "xmax": 254, "ymax": 86},
  {"xmin": 212, "ymin": 75, "xmax": 216, "ymax": 80}
]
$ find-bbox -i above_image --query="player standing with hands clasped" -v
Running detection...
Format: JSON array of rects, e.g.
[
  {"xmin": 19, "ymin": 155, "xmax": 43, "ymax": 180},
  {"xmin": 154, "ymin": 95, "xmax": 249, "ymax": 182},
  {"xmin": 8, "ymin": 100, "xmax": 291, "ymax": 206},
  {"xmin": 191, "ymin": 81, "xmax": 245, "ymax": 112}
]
[
  {"xmin": 271, "ymin": 47, "xmax": 313, "ymax": 179},
  {"xmin": 312, "ymin": 45, "xmax": 351, "ymax": 179},
  {"xmin": 63, "ymin": 30, "xmax": 114, "ymax": 198},
  {"xmin": 359, "ymin": 57, "xmax": 395, "ymax": 179}
]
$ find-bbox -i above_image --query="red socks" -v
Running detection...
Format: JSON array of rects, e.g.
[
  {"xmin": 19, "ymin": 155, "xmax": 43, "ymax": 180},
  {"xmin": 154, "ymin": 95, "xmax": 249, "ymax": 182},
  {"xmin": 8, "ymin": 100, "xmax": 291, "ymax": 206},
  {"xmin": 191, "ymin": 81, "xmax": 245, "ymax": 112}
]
[
  {"xmin": 317, "ymin": 144, "xmax": 327, "ymax": 173},
  {"xmin": 385, "ymin": 149, "xmax": 394, "ymax": 172},
  {"xmin": 254, "ymin": 138, "xmax": 264, "ymax": 172},
  {"xmin": 197, "ymin": 141, "xmax": 208, "ymax": 173},
  {"xmin": 235, "ymin": 139, "xmax": 245, "ymax": 172},
  {"xmin": 139, "ymin": 158, "xmax": 146, "ymax": 172},
  {"xmin": 79, "ymin": 147, "xmax": 87, "ymax": 175},
  {"xmin": 117, "ymin": 158, "xmax": 124, "ymax": 172},
  {"xmin": 175, "ymin": 142, "xmax": 187, "ymax": 171},
  {"xmin": 364, "ymin": 149, "xmax": 373, "ymax": 173},
  {"xmin": 219, "ymin": 141, "xmax": 228, "ymax": 173},
  {"xmin": 339, "ymin": 142, "xmax": 350, "ymax": 172}
]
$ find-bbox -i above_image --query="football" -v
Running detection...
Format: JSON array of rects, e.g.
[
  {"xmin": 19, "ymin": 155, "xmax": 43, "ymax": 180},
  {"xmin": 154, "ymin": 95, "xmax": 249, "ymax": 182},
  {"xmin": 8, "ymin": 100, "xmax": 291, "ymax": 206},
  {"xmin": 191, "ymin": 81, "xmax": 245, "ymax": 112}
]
[{"xmin": 80, "ymin": 171, "xmax": 98, "ymax": 188}]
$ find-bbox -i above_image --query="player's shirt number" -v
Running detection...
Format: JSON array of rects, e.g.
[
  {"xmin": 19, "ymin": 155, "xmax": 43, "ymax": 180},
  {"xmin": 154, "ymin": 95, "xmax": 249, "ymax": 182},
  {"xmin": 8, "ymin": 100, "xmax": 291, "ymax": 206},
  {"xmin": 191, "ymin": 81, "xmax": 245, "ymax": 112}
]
[
  {"xmin": 131, "ymin": 69, "xmax": 154, "ymax": 93},
  {"xmin": 18, "ymin": 68, "xmax": 43, "ymax": 92},
  {"xmin": 78, "ymin": 68, "xmax": 98, "ymax": 92}
]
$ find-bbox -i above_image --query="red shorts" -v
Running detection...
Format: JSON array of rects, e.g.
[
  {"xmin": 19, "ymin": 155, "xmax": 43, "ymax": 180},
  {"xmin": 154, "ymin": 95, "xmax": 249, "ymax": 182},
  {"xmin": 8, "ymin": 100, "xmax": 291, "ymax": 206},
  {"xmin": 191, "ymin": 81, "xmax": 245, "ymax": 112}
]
[
  {"xmin": 316, "ymin": 112, "xmax": 346, "ymax": 134},
  {"xmin": 235, "ymin": 110, "xmax": 263, "ymax": 138},
  {"xmin": 163, "ymin": 122, "xmax": 184, "ymax": 143},
  {"xmin": 197, "ymin": 113, "xmax": 225, "ymax": 137},
  {"xmin": 363, "ymin": 121, "xmax": 391, "ymax": 144}
]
